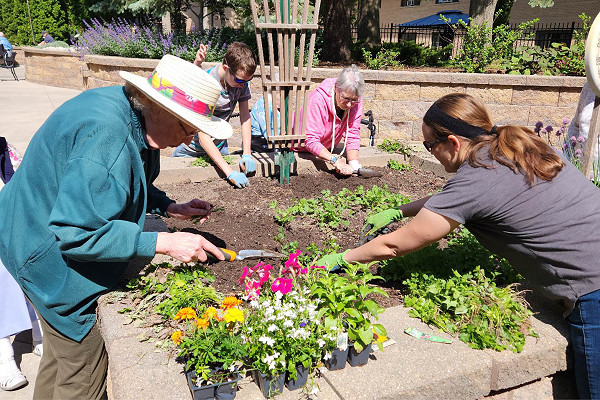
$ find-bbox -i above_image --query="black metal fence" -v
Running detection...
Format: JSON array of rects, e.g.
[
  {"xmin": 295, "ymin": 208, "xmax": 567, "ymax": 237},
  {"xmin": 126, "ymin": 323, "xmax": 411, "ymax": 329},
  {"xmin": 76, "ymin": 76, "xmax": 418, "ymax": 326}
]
[{"xmin": 352, "ymin": 21, "xmax": 583, "ymax": 58}]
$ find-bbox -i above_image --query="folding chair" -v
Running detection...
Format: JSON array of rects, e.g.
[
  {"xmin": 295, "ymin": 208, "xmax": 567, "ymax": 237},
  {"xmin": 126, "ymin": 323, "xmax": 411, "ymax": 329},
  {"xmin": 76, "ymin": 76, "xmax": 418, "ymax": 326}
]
[{"xmin": 0, "ymin": 44, "xmax": 19, "ymax": 81}]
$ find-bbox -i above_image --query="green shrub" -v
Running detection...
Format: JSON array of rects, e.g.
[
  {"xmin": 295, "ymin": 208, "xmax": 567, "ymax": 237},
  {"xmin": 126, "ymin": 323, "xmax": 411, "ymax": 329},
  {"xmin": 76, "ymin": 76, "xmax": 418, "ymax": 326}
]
[
  {"xmin": 38, "ymin": 40, "xmax": 70, "ymax": 48},
  {"xmin": 448, "ymin": 15, "xmax": 537, "ymax": 73},
  {"xmin": 354, "ymin": 40, "xmax": 451, "ymax": 68},
  {"xmin": 362, "ymin": 47, "xmax": 400, "ymax": 70}
]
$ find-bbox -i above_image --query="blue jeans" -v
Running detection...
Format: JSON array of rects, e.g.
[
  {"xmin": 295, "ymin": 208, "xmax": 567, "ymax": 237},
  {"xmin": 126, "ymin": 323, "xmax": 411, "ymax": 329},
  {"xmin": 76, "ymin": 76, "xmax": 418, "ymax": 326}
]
[
  {"xmin": 172, "ymin": 139, "xmax": 229, "ymax": 158},
  {"xmin": 567, "ymin": 288, "xmax": 600, "ymax": 399}
]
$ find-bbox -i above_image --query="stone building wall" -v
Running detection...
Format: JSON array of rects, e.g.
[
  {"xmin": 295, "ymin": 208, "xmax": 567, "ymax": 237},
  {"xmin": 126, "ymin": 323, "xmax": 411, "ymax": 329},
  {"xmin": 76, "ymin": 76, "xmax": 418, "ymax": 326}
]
[{"xmin": 20, "ymin": 47, "xmax": 586, "ymax": 146}]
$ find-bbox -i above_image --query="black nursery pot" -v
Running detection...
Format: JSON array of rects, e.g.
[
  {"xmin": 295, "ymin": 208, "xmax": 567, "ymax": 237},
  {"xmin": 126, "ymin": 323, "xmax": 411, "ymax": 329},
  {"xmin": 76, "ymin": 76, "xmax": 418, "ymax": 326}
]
[
  {"xmin": 325, "ymin": 347, "xmax": 349, "ymax": 371},
  {"xmin": 285, "ymin": 364, "xmax": 309, "ymax": 391},
  {"xmin": 253, "ymin": 370, "xmax": 286, "ymax": 398},
  {"xmin": 348, "ymin": 343, "xmax": 372, "ymax": 367},
  {"xmin": 186, "ymin": 370, "xmax": 241, "ymax": 400}
]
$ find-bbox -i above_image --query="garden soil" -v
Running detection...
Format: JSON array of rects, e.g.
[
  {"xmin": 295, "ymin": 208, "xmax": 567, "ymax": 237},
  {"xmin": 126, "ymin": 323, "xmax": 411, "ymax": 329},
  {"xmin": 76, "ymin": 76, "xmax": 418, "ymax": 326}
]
[{"xmin": 153, "ymin": 166, "xmax": 446, "ymax": 308}]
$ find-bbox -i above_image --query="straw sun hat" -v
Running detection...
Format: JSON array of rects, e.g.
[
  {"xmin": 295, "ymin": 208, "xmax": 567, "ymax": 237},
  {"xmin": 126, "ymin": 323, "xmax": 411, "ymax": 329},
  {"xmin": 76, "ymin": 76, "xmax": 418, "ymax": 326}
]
[{"xmin": 119, "ymin": 55, "xmax": 232, "ymax": 139}]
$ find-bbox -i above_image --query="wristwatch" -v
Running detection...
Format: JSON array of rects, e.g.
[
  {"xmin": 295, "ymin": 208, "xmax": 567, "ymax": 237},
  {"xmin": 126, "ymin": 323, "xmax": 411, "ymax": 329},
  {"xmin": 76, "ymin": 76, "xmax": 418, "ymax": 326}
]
[{"xmin": 330, "ymin": 155, "xmax": 338, "ymax": 165}]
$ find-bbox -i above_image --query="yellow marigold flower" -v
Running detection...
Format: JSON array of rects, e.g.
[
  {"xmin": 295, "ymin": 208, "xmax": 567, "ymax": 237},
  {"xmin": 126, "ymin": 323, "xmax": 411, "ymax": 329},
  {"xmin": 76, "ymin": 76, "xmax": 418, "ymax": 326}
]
[
  {"xmin": 171, "ymin": 330, "xmax": 184, "ymax": 344},
  {"xmin": 224, "ymin": 307, "xmax": 244, "ymax": 323},
  {"xmin": 173, "ymin": 307, "xmax": 197, "ymax": 320},
  {"xmin": 196, "ymin": 318, "xmax": 210, "ymax": 330},
  {"xmin": 221, "ymin": 296, "xmax": 242, "ymax": 310},
  {"xmin": 202, "ymin": 307, "xmax": 218, "ymax": 320}
]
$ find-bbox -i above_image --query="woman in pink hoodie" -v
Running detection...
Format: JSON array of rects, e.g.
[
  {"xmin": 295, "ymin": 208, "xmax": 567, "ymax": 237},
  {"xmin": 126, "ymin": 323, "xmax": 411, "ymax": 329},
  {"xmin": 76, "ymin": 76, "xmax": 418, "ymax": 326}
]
[{"xmin": 301, "ymin": 65, "xmax": 364, "ymax": 175}]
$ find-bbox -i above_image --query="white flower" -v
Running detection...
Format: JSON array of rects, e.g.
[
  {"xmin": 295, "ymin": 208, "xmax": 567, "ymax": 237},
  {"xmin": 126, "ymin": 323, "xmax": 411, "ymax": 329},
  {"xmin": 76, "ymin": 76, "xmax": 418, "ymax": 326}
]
[
  {"xmin": 266, "ymin": 314, "xmax": 276, "ymax": 321},
  {"xmin": 250, "ymin": 300, "xmax": 259, "ymax": 308},
  {"xmin": 275, "ymin": 291, "xmax": 284, "ymax": 300},
  {"xmin": 309, "ymin": 385, "xmax": 319, "ymax": 395},
  {"xmin": 291, "ymin": 328, "xmax": 310, "ymax": 339},
  {"xmin": 317, "ymin": 339, "xmax": 326, "ymax": 348},
  {"xmin": 283, "ymin": 319, "xmax": 294, "ymax": 328},
  {"xmin": 259, "ymin": 336, "xmax": 275, "ymax": 346},
  {"xmin": 263, "ymin": 352, "xmax": 281, "ymax": 371},
  {"xmin": 267, "ymin": 324, "xmax": 278, "ymax": 333},
  {"xmin": 228, "ymin": 364, "xmax": 236, "ymax": 372},
  {"xmin": 323, "ymin": 352, "xmax": 332, "ymax": 360}
]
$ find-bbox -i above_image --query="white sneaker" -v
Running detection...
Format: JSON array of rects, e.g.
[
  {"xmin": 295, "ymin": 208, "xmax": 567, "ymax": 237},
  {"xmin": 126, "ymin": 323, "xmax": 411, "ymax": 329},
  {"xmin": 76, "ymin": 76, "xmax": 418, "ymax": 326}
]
[
  {"xmin": 32, "ymin": 342, "xmax": 43, "ymax": 357},
  {"xmin": 0, "ymin": 369, "xmax": 27, "ymax": 391}
]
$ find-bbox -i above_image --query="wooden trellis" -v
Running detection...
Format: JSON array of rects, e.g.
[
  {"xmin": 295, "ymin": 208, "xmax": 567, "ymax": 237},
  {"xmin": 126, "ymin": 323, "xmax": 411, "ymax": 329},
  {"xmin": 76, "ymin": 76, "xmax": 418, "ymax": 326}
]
[{"xmin": 249, "ymin": 0, "xmax": 322, "ymax": 183}]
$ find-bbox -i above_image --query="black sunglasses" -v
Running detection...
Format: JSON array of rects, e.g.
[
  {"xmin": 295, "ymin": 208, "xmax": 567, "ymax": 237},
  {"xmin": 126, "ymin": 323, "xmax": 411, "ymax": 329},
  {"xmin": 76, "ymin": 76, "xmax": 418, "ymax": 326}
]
[
  {"xmin": 423, "ymin": 136, "xmax": 447, "ymax": 152},
  {"xmin": 224, "ymin": 62, "xmax": 252, "ymax": 84}
]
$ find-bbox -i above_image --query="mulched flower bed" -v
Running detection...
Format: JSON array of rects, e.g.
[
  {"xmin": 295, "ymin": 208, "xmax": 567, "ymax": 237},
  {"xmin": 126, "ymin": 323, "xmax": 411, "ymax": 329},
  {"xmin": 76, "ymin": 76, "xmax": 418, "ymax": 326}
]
[{"xmin": 155, "ymin": 166, "xmax": 446, "ymax": 307}]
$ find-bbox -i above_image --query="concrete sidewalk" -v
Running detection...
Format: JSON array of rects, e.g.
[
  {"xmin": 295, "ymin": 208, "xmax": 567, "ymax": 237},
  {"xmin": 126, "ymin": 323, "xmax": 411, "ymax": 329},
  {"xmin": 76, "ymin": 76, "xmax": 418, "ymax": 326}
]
[{"xmin": 0, "ymin": 77, "xmax": 578, "ymax": 400}]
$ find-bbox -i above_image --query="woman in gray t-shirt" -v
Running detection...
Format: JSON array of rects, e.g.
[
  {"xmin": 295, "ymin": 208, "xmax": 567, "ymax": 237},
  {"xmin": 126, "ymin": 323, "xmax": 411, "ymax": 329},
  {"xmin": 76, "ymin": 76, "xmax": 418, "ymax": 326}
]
[{"xmin": 317, "ymin": 93, "xmax": 600, "ymax": 400}]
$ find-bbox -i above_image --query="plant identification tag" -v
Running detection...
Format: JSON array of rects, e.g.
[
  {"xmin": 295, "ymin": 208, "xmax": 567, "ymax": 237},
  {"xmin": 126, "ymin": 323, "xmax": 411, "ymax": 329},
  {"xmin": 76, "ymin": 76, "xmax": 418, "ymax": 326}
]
[
  {"xmin": 337, "ymin": 332, "xmax": 348, "ymax": 351},
  {"xmin": 404, "ymin": 327, "xmax": 452, "ymax": 344}
]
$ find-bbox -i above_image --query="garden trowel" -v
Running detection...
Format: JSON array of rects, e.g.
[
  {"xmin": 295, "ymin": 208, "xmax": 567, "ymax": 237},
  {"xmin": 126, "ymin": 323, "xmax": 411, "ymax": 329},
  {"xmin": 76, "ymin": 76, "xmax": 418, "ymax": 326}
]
[
  {"xmin": 352, "ymin": 168, "xmax": 383, "ymax": 178},
  {"xmin": 211, "ymin": 248, "xmax": 287, "ymax": 262}
]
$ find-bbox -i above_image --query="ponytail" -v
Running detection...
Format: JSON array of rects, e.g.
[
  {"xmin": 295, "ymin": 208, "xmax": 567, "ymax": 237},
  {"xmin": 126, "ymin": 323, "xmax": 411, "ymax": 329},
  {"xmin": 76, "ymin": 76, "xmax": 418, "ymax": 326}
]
[
  {"xmin": 467, "ymin": 125, "xmax": 564, "ymax": 185},
  {"xmin": 424, "ymin": 93, "xmax": 565, "ymax": 186}
]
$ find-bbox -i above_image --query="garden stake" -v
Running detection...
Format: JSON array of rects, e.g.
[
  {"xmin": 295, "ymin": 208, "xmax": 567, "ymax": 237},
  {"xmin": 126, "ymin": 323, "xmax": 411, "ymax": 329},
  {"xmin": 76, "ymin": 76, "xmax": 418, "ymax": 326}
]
[
  {"xmin": 275, "ymin": 149, "xmax": 295, "ymax": 184},
  {"xmin": 404, "ymin": 327, "xmax": 452, "ymax": 344}
]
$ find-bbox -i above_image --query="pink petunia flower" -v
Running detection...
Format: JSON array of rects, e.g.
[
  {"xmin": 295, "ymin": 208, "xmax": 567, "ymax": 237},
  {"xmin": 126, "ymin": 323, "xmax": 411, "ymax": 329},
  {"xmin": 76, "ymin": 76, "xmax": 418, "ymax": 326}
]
[{"xmin": 271, "ymin": 277, "xmax": 293, "ymax": 295}]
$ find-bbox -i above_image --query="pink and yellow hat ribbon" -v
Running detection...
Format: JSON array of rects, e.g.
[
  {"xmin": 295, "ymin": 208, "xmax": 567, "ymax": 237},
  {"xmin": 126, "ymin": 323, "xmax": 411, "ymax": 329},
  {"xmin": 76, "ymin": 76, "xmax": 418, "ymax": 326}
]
[{"xmin": 147, "ymin": 70, "xmax": 216, "ymax": 118}]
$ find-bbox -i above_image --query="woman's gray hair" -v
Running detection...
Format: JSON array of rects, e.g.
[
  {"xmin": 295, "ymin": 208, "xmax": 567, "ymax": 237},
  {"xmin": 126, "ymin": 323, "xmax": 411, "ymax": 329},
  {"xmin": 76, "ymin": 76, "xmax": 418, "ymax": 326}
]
[
  {"xmin": 124, "ymin": 83, "xmax": 164, "ymax": 116},
  {"xmin": 336, "ymin": 64, "xmax": 364, "ymax": 98}
]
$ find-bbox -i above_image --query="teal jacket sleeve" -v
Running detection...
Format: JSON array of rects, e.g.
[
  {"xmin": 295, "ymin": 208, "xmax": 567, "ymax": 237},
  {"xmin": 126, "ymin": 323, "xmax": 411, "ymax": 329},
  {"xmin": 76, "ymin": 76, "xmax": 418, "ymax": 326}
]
[
  {"xmin": 48, "ymin": 158, "xmax": 157, "ymax": 261},
  {"xmin": 144, "ymin": 149, "xmax": 174, "ymax": 216}
]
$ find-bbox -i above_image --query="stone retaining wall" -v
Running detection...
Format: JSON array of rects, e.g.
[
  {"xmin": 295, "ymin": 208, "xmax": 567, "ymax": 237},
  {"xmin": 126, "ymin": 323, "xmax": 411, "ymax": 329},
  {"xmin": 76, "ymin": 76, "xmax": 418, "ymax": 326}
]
[{"xmin": 20, "ymin": 47, "xmax": 587, "ymax": 145}]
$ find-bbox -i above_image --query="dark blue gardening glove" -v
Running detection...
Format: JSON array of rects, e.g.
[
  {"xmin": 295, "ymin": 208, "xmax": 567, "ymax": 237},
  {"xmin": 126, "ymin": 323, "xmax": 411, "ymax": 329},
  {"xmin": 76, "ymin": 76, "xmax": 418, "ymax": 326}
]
[
  {"xmin": 316, "ymin": 250, "xmax": 349, "ymax": 273},
  {"xmin": 227, "ymin": 171, "xmax": 249, "ymax": 188},
  {"xmin": 239, "ymin": 154, "xmax": 257, "ymax": 175}
]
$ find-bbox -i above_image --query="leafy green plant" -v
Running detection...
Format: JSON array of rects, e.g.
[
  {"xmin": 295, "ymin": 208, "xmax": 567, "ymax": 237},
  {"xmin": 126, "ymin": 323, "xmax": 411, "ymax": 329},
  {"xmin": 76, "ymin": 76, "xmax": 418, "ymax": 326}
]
[
  {"xmin": 378, "ymin": 139, "xmax": 413, "ymax": 156},
  {"xmin": 190, "ymin": 155, "xmax": 235, "ymax": 167},
  {"xmin": 172, "ymin": 298, "xmax": 247, "ymax": 384},
  {"xmin": 447, "ymin": 15, "xmax": 537, "ymax": 73},
  {"xmin": 404, "ymin": 267, "xmax": 536, "ymax": 352},
  {"xmin": 503, "ymin": 14, "xmax": 589, "ymax": 76},
  {"xmin": 387, "ymin": 159, "xmax": 412, "ymax": 171},
  {"xmin": 503, "ymin": 45, "xmax": 552, "ymax": 75},
  {"xmin": 125, "ymin": 263, "xmax": 221, "ymax": 321},
  {"xmin": 272, "ymin": 185, "xmax": 410, "ymax": 230},
  {"xmin": 309, "ymin": 262, "xmax": 388, "ymax": 353},
  {"xmin": 379, "ymin": 228, "xmax": 521, "ymax": 285},
  {"xmin": 362, "ymin": 47, "xmax": 400, "ymax": 70},
  {"xmin": 354, "ymin": 40, "xmax": 451, "ymax": 67}
]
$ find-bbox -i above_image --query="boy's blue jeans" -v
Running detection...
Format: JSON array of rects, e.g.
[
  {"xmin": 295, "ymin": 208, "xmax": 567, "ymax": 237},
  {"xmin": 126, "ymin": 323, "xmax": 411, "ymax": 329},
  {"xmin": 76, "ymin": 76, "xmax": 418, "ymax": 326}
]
[
  {"xmin": 172, "ymin": 139, "xmax": 229, "ymax": 158},
  {"xmin": 567, "ymin": 288, "xmax": 600, "ymax": 399}
]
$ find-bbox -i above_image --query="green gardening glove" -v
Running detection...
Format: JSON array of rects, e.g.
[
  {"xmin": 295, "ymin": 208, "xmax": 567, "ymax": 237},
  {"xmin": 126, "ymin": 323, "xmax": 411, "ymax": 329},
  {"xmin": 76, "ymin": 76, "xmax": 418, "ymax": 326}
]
[
  {"xmin": 362, "ymin": 209, "xmax": 404, "ymax": 238},
  {"xmin": 315, "ymin": 250, "xmax": 349, "ymax": 273}
]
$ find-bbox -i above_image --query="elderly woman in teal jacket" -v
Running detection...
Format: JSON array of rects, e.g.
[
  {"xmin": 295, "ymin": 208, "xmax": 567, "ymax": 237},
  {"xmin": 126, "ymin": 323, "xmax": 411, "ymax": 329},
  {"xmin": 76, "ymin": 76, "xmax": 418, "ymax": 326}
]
[{"xmin": 0, "ymin": 55, "xmax": 228, "ymax": 400}]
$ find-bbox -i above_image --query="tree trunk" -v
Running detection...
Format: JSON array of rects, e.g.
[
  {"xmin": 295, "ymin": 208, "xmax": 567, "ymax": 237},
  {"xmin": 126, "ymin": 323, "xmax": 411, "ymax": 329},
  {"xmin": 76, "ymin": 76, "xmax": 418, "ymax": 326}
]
[
  {"xmin": 357, "ymin": 0, "xmax": 380, "ymax": 47},
  {"xmin": 185, "ymin": 0, "xmax": 205, "ymax": 32},
  {"xmin": 469, "ymin": 0, "xmax": 498, "ymax": 27},
  {"xmin": 320, "ymin": 0, "xmax": 353, "ymax": 62},
  {"xmin": 172, "ymin": 0, "xmax": 185, "ymax": 35}
]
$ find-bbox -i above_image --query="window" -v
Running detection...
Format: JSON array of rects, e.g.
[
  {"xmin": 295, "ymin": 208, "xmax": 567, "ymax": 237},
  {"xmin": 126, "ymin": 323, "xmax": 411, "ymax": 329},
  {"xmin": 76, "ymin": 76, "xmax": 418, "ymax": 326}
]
[
  {"xmin": 401, "ymin": 0, "xmax": 421, "ymax": 6},
  {"xmin": 435, "ymin": 0, "xmax": 458, "ymax": 3}
]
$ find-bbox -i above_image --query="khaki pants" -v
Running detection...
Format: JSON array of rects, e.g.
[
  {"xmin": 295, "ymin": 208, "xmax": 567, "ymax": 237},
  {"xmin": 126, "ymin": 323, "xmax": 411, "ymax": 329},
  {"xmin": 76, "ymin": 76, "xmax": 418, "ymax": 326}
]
[{"xmin": 34, "ymin": 315, "xmax": 108, "ymax": 400}]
